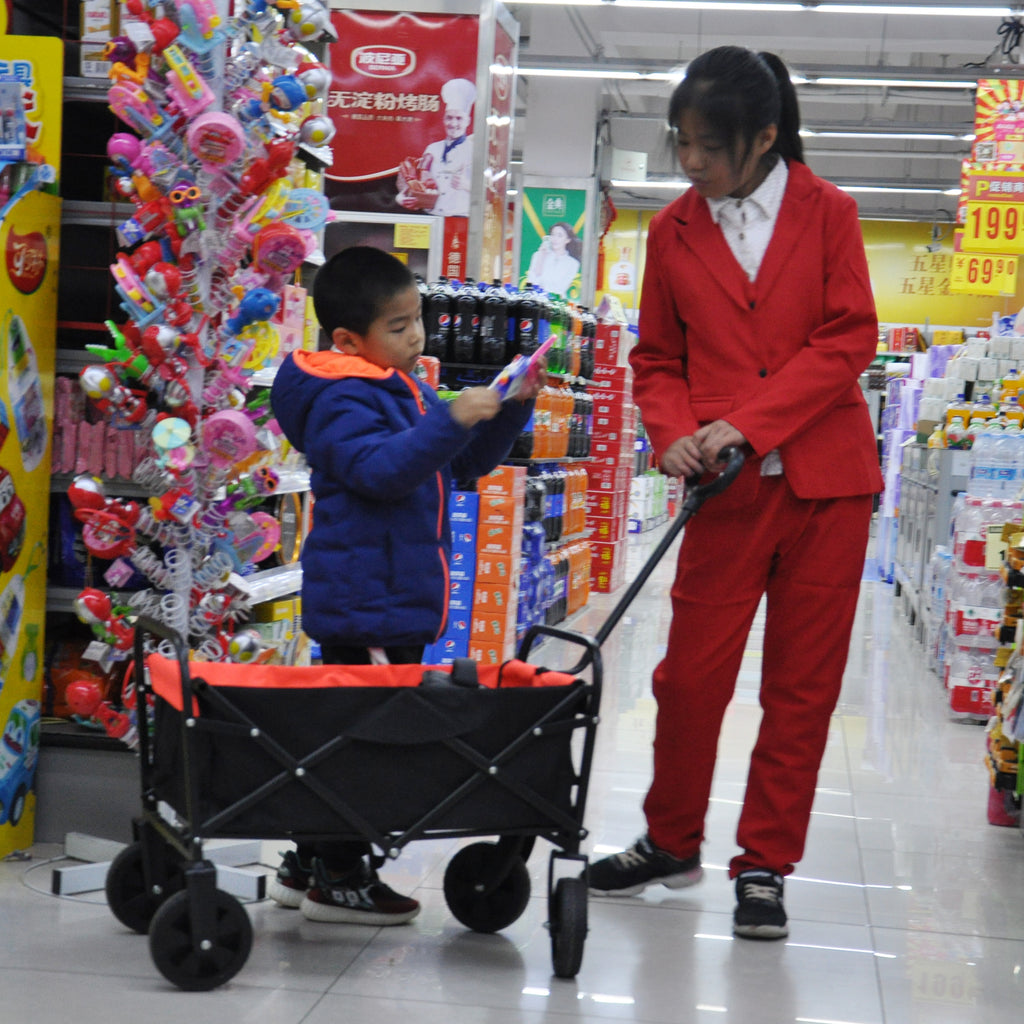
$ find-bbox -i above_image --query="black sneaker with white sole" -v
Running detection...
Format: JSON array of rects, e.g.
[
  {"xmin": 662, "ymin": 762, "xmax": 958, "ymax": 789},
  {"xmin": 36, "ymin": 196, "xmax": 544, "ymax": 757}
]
[
  {"xmin": 267, "ymin": 850, "xmax": 313, "ymax": 909},
  {"xmin": 586, "ymin": 835, "xmax": 703, "ymax": 896},
  {"xmin": 299, "ymin": 858, "xmax": 420, "ymax": 925},
  {"xmin": 733, "ymin": 869, "xmax": 789, "ymax": 939}
]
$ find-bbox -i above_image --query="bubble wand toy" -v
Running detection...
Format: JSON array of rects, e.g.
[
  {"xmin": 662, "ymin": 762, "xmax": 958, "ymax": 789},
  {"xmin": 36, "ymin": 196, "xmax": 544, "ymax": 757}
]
[{"xmin": 489, "ymin": 335, "xmax": 554, "ymax": 400}]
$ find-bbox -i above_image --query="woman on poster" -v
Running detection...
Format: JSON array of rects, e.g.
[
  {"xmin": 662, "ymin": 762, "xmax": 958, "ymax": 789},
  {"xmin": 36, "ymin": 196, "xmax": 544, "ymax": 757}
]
[{"xmin": 526, "ymin": 221, "xmax": 581, "ymax": 297}]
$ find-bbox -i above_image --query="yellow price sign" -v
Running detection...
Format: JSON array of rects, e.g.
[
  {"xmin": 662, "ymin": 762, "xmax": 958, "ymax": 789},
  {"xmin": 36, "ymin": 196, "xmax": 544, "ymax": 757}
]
[
  {"xmin": 950, "ymin": 250, "xmax": 1019, "ymax": 295},
  {"xmin": 961, "ymin": 200, "xmax": 1024, "ymax": 253},
  {"xmin": 394, "ymin": 222, "xmax": 432, "ymax": 249}
]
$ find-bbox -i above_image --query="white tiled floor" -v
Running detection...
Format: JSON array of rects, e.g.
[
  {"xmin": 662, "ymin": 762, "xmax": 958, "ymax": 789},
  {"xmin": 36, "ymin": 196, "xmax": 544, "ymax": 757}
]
[{"xmin": 4, "ymin": 523, "xmax": 1024, "ymax": 1022}]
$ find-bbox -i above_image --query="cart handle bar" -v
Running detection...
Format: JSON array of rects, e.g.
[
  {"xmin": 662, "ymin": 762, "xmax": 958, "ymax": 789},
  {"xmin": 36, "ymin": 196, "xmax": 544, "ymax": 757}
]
[{"xmin": 589, "ymin": 445, "xmax": 745, "ymax": 651}]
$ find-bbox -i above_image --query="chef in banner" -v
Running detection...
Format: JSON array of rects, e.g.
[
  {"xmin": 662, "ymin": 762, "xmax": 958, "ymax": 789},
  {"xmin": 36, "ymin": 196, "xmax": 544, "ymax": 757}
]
[{"xmin": 397, "ymin": 78, "xmax": 475, "ymax": 218}]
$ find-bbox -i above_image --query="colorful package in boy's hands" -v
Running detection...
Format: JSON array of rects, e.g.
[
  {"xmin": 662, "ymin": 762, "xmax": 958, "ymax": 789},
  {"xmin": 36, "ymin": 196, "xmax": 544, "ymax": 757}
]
[{"xmin": 489, "ymin": 336, "xmax": 553, "ymax": 401}]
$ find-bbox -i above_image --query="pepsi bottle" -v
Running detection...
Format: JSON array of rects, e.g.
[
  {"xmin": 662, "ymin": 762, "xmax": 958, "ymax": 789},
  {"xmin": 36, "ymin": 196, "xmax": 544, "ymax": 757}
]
[
  {"xmin": 514, "ymin": 287, "xmax": 540, "ymax": 356},
  {"xmin": 450, "ymin": 278, "xmax": 478, "ymax": 362},
  {"xmin": 479, "ymin": 280, "xmax": 509, "ymax": 365},
  {"xmin": 423, "ymin": 277, "xmax": 453, "ymax": 361}
]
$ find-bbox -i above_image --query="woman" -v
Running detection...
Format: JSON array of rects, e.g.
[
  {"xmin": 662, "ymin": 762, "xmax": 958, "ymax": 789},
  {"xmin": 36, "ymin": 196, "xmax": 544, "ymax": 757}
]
[
  {"xmin": 586, "ymin": 46, "xmax": 882, "ymax": 940},
  {"xmin": 527, "ymin": 221, "xmax": 581, "ymax": 297}
]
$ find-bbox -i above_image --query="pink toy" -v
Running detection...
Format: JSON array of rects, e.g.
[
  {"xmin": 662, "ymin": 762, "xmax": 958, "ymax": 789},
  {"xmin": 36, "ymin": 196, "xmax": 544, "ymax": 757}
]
[
  {"xmin": 186, "ymin": 111, "xmax": 246, "ymax": 173},
  {"xmin": 203, "ymin": 409, "xmax": 258, "ymax": 467}
]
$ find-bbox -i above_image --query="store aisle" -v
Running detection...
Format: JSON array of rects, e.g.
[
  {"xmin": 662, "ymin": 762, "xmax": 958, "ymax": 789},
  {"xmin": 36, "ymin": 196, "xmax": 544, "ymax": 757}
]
[{"xmin": 3, "ymin": 524, "xmax": 1024, "ymax": 1024}]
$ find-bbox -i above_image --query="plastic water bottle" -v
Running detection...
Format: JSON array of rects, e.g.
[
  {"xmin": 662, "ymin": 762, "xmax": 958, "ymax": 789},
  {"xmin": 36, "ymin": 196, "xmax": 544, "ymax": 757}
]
[
  {"xmin": 968, "ymin": 426, "xmax": 1000, "ymax": 496},
  {"xmin": 993, "ymin": 424, "xmax": 1022, "ymax": 497}
]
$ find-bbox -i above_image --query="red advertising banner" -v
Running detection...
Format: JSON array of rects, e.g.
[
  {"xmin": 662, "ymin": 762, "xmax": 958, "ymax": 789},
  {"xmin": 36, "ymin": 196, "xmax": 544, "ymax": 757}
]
[
  {"xmin": 325, "ymin": 10, "xmax": 480, "ymax": 218},
  {"xmin": 973, "ymin": 79, "xmax": 1024, "ymax": 165},
  {"xmin": 479, "ymin": 23, "xmax": 515, "ymax": 283}
]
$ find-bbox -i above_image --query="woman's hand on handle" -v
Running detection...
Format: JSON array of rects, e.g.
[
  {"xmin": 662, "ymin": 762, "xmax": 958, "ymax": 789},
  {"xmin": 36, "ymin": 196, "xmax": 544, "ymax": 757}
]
[
  {"xmin": 694, "ymin": 420, "xmax": 748, "ymax": 471},
  {"xmin": 661, "ymin": 420, "xmax": 748, "ymax": 479}
]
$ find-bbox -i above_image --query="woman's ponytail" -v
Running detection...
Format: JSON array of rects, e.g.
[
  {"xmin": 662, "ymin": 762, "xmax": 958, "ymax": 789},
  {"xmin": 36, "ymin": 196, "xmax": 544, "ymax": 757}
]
[{"xmin": 758, "ymin": 51, "xmax": 804, "ymax": 164}]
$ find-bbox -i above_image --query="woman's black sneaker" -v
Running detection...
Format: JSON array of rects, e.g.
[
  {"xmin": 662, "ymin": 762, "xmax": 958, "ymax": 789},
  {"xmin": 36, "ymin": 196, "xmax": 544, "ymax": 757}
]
[
  {"xmin": 733, "ymin": 869, "xmax": 789, "ymax": 939},
  {"xmin": 587, "ymin": 835, "xmax": 703, "ymax": 896}
]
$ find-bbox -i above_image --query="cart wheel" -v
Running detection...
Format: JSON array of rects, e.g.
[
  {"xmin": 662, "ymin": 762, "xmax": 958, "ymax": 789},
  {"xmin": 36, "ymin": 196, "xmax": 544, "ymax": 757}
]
[
  {"xmin": 105, "ymin": 841, "xmax": 184, "ymax": 935},
  {"xmin": 443, "ymin": 841, "xmax": 531, "ymax": 933},
  {"xmin": 148, "ymin": 888, "xmax": 253, "ymax": 991},
  {"xmin": 549, "ymin": 876, "xmax": 587, "ymax": 979}
]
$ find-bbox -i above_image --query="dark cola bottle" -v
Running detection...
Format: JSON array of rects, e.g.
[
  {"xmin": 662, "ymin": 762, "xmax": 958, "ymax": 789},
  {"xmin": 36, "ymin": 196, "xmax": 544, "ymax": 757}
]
[
  {"xmin": 514, "ymin": 286, "xmax": 540, "ymax": 357},
  {"xmin": 450, "ymin": 278, "xmax": 478, "ymax": 362},
  {"xmin": 524, "ymin": 471, "xmax": 546, "ymax": 523},
  {"xmin": 510, "ymin": 405, "xmax": 535, "ymax": 459},
  {"xmin": 423, "ymin": 277, "xmax": 454, "ymax": 361},
  {"xmin": 580, "ymin": 307, "xmax": 596, "ymax": 379},
  {"xmin": 479, "ymin": 279, "xmax": 509, "ymax": 365}
]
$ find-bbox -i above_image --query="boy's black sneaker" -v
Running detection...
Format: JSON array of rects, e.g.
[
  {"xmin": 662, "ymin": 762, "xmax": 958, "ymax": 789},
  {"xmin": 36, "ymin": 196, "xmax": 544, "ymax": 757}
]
[
  {"xmin": 300, "ymin": 858, "xmax": 420, "ymax": 925},
  {"xmin": 733, "ymin": 869, "xmax": 789, "ymax": 939},
  {"xmin": 587, "ymin": 835, "xmax": 703, "ymax": 896},
  {"xmin": 267, "ymin": 850, "xmax": 313, "ymax": 909}
]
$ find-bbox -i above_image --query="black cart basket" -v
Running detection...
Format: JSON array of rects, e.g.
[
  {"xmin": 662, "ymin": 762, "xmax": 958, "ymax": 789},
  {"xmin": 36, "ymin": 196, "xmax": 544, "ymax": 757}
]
[{"xmin": 106, "ymin": 449, "xmax": 744, "ymax": 991}]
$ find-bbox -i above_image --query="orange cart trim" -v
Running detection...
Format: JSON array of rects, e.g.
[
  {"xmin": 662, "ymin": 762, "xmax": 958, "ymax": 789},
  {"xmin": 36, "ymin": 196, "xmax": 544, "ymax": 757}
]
[{"xmin": 145, "ymin": 655, "xmax": 578, "ymax": 713}]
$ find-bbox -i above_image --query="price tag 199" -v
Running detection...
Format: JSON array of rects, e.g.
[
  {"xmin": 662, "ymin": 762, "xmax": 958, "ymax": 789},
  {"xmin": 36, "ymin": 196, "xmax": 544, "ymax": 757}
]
[{"xmin": 961, "ymin": 200, "xmax": 1024, "ymax": 253}]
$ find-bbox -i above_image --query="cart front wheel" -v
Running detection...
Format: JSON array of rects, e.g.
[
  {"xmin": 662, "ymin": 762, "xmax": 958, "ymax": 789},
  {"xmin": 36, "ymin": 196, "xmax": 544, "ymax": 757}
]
[
  {"xmin": 549, "ymin": 876, "xmax": 587, "ymax": 978},
  {"xmin": 106, "ymin": 841, "xmax": 184, "ymax": 935},
  {"xmin": 443, "ymin": 841, "xmax": 531, "ymax": 933},
  {"xmin": 148, "ymin": 888, "xmax": 253, "ymax": 991}
]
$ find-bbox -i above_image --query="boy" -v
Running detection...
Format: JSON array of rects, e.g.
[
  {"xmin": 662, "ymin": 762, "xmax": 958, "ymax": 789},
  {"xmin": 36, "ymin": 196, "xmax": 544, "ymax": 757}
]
[{"xmin": 268, "ymin": 246, "xmax": 542, "ymax": 924}]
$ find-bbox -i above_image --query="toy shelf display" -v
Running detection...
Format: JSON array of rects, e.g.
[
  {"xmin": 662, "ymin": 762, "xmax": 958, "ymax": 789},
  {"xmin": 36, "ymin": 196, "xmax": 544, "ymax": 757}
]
[{"xmin": 47, "ymin": 0, "xmax": 336, "ymax": 745}]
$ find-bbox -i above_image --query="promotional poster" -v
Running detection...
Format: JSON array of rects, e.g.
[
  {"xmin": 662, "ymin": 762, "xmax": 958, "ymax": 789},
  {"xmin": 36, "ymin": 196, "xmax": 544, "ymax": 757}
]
[
  {"xmin": 325, "ymin": 10, "xmax": 480, "ymax": 219},
  {"xmin": 519, "ymin": 186, "xmax": 586, "ymax": 301},
  {"xmin": 478, "ymin": 20, "xmax": 515, "ymax": 284},
  {"xmin": 0, "ymin": 34, "xmax": 61, "ymax": 856}
]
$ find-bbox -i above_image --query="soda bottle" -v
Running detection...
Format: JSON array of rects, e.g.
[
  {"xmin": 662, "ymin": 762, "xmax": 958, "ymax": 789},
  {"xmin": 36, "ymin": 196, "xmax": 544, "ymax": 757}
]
[
  {"xmin": 580, "ymin": 307, "xmax": 596, "ymax": 379},
  {"xmin": 514, "ymin": 286, "xmax": 540, "ymax": 356},
  {"xmin": 478, "ymin": 280, "xmax": 508, "ymax": 365},
  {"xmin": 535, "ymin": 288, "xmax": 552, "ymax": 353},
  {"xmin": 423, "ymin": 277, "xmax": 454, "ymax": 360},
  {"xmin": 450, "ymin": 278, "xmax": 478, "ymax": 362}
]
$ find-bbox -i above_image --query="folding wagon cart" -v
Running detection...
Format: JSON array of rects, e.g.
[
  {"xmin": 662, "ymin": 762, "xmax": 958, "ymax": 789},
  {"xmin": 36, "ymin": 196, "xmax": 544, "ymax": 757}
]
[{"xmin": 104, "ymin": 450, "xmax": 744, "ymax": 990}]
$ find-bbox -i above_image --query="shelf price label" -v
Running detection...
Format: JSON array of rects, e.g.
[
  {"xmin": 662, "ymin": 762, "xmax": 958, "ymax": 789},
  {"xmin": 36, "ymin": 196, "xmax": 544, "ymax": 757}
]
[
  {"xmin": 962, "ymin": 201, "xmax": 1024, "ymax": 254},
  {"xmin": 950, "ymin": 250, "xmax": 1019, "ymax": 296},
  {"xmin": 962, "ymin": 168, "xmax": 1024, "ymax": 253}
]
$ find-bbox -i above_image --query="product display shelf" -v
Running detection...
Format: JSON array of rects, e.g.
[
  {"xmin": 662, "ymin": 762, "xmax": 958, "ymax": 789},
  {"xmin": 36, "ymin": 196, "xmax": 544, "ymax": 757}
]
[{"xmin": 894, "ymin": 443, "xmax": 968, "ymax": 635}]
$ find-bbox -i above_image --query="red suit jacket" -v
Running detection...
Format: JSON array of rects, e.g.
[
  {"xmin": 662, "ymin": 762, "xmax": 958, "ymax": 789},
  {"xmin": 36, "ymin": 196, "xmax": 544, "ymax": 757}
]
[{"xmin": 630, "ymin": 159, "xmax": 884, "ymax": 502}]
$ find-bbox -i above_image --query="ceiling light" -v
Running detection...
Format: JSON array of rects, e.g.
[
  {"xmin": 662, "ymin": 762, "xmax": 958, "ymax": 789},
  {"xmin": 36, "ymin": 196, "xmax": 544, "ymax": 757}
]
[
  {"xmin": 608, "ymin": 178, "xmax": 963, "ymax": 197},
  {"xmin": 508, "ymin": 0, "xmax": 1015, "ymax": 14},
  {"xmin": 509, "ymin": 64, "xmax": 976, "ymax": 90},
  {"xmin": 510, "ymin": 66, "xmax": 676, "ymax": 81},
  {"xmin": 806, "ymin": 75, "xmax": 977, "ymax": 88},
  {"xmin": 801, "ymin": 129, "xmax": 974, "ymax": 140}
]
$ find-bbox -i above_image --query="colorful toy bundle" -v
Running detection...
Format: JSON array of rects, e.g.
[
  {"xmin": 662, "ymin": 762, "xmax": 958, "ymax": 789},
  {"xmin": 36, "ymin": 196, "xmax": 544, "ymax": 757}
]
[{"xmin": 66, "ymin": 0, "xmax": 336, "ymax": 740}]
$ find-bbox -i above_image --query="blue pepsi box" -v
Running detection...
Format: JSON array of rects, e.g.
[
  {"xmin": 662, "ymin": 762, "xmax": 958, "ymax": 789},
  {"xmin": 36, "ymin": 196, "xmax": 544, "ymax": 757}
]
[
  {"xmin": 449, "ymin": 576, "xmax": 473, "ymax": 612},
  {"xmin": 450, "ymin": 490, "xmax": 480, "ymax": 527},
  {"xmin": 423, "ymin": 636, "xmax": 469, "ymax": 665}
]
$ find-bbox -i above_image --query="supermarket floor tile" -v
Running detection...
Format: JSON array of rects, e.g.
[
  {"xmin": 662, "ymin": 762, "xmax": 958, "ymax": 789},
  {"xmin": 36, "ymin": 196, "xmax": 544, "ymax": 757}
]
[{"xmin": 4, "ymin": 521, "xmax": 1024, "ymax": 1023}]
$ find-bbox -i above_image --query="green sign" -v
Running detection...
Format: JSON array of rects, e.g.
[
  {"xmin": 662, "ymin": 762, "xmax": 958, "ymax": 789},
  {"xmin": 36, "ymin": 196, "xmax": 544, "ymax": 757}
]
[{"xmin": 520, "ymin": 186, "xmax": 586, "ymax": 300}]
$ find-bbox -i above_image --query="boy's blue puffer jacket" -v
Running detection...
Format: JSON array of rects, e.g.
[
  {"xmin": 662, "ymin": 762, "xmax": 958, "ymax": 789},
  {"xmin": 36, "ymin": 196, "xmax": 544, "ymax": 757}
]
[{"xmin": 270, "ymin": 350, "xmax": 533, "ymax": 647}]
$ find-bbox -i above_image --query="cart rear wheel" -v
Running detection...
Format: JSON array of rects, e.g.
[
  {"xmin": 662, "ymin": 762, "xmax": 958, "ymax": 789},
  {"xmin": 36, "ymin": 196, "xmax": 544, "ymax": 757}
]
[
  {"xmin": 549, "ymin": 876, "xmax": 587, "ymax": 978},
  {"xmin": 443, "ymin": 841, "xmax": 531, "ymax": 933},
  {"xmin": 148, "ymin": 888, "xmax": 253, "ymax": 991},
  {"xmin": 106, "ymin": 841, "xmax": 184, "ymax": 935}
]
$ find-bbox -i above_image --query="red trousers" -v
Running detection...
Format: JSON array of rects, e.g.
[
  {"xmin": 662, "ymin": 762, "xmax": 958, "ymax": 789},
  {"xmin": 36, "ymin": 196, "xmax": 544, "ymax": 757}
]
[{"xmin": 643, "ymin": 473, "xmax": 872, "ymax": 878}]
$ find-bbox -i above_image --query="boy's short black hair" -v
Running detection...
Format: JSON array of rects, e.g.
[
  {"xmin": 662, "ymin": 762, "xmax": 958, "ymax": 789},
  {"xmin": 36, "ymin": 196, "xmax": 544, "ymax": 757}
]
[{"xmin": 312, "ymin": 246, "xmax": 417, "ymax": 340}]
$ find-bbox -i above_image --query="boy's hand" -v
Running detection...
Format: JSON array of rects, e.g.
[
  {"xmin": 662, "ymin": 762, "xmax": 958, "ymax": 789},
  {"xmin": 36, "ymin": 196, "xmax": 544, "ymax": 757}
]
[
  {"xmin": 451, "ymin": 386, "xmax": 502, "ymax": 427},
  {"xmin": 513, "ymin": 357, "xmax": 547, "ymax": 402}
]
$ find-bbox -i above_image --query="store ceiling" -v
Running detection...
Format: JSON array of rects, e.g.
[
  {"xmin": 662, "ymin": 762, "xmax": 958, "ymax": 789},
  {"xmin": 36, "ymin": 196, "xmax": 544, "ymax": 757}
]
[{"xmin": 505, "ymin": 1, "xmax": 1023, "ymax": 222}]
